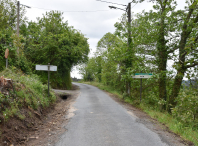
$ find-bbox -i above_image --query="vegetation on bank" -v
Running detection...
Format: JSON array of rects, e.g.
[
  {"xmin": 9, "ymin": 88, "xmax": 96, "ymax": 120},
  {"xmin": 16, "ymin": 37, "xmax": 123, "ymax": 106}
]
[
  {"xmin": 0, "ymin": 68, "xmax": 56, "ymax": 123},
  {"xmin": 0, "ymin": 0, "xmax": 89, "ymax": 128},
  {"xmin": 82, "ymin": 81, "xmax": 198, "ymax": 145},
  {"xmin": 0, "ymin": 0, "xmax": 90, "ymax": 90}
]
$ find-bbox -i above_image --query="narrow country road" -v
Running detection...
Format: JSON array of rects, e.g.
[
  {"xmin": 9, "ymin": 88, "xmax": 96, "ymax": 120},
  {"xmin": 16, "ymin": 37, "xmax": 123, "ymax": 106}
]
[{"xmin": 55, "ymin": 83, "xmax": 169, "ymax": 146}]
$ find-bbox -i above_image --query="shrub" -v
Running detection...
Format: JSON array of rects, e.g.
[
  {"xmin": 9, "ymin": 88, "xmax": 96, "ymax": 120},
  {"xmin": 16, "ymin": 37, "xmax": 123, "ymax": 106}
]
[{"xmin": 172, "ymin": 89, "xmax": 198, "ymax": 128}]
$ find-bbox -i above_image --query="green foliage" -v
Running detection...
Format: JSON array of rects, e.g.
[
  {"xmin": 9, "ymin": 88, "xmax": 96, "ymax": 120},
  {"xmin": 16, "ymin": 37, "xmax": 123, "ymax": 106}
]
[
  {"xmin": 82, "ymin": 0, "xmax": 198, "ymax": 110},
  {"xmin": 23, "ymin": 11, "xmax": 89, "ymax": 89},
  {"xmin": 0, "ymin": 0, "xmax": 28, "ymax": 72},
  {"xmin": 172, "ymin": 88, "xmax": 198, "ymax": 128},
  {"xmin": 1, "ymin": 1, "xmax": 89, "ymax": 89},
  {"xmin": 0, "ymin": 68, "xmax": 56, "ymax": 121},
  {"xmin": 83, "ymin": 32, "xmax": 127, "ymax": 91},
  {"xmin": 79, "ymin": 57, "xmax": 102, "ymax": 82},
  {"xmin": 80, "ymin": 1, "xmax": 198, "ymax": 144}
]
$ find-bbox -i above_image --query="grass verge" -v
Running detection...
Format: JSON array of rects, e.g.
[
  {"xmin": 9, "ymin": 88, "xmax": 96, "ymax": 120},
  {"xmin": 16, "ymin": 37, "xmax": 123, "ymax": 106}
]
[
  {"xmin": 0, "ymin": 67, "xmax": 56, "ymax": 123},
  {"xmin": 82, "ymin": 81, "xmax": 198, "ymax": 146}
]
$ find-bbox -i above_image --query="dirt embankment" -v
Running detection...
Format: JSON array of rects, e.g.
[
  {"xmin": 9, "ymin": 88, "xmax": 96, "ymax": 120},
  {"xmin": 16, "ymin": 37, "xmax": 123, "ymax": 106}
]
[{"xmin": 0, "ymin": 84, "xmax": 80, "ymax": 146}]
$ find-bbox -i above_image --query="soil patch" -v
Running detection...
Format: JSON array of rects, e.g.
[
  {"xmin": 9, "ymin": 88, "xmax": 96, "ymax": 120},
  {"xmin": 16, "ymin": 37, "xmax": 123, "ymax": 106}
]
[{"xmin": 0, "ymin": 84, "xmax": 80, "ymax": 146}]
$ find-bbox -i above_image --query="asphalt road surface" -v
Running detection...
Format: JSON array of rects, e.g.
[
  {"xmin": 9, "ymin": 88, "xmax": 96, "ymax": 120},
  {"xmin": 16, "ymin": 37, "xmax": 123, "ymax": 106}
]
[{"xmin": 55, "ymin": 83, "xmax": 169, "ymax": 146}]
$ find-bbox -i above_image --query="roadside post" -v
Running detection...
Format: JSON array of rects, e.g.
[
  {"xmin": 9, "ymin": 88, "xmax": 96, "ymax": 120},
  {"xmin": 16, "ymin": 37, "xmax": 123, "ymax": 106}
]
[
  {"xmin": 5, "ymin": 49, "xmax": 9, "ymax": 68},
  {"xmin": 133, "ymin": 73, "xmax": 153, "ymax": 102},
  {"xmin": 48, "ymin": 63, "xmax": 50, "ymax": 97},
  {"xmin": 35, "ymin": 63, "xmax": 57, "ymax": 97}
]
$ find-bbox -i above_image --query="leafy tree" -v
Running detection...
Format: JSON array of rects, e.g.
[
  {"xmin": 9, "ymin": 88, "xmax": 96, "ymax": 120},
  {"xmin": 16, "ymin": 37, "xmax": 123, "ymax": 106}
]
[
  {"xmin": 84, "ymin": 0, "xmax": 198, "ymax": 112},
  {"xmin": 23, "ymin": 11, "xmax": 89, "ymax": 89},
  {"xmin": 0, "ymin": 0, "xmax": 27, "ymax": 71},
  {"xmin": 81, "ymin": 32, "xmax": 126, "ymax": 91},
  {"xmin": 134, "ymin": 0, "xmax": 178, "ymax": 110},
  {"xmin": 169, "ymin": 0, "xmax": 198, "ymax": 109},
  {"xmin": 79, "ymin": 58, "xmax": 96, "ymax": 82}
]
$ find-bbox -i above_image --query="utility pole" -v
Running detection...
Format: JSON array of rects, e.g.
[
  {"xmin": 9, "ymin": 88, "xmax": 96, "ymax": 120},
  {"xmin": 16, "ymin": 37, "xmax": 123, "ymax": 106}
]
[
  {"xmin": 16, "ymin": 1, "xmax": 30, "ymax": 54},
  {"xmin": 17, "ymin": 1, "xmax": 20, "ymax": 54},
  {"xmin": 17, "ymin": 1, "xmax": 20, "ymax": 37},
  {"xmin": 126, "ymin": 2, "xmax": 132, "ymax": 95},
  {"xmin": 108, "ymin": 2, "xmax": 132, "ymax": 96},
  {"xmin": 127, "ymin": 3, "xmax": 131, "ymax": 47}
]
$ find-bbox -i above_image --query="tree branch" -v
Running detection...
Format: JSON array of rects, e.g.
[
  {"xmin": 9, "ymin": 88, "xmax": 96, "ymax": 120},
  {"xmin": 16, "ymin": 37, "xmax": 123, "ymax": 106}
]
[
  {"xmin": 168, "ymin": 45, "xmax": 178, "ymax": 54},
  {"xmin": 185, "ymin": 61, "xmax": 198, "ymax": 69}
]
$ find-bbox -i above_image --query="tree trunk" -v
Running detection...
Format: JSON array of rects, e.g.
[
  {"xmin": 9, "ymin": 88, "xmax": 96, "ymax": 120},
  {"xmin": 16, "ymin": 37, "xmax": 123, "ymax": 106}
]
[
  {"xmin": 169, "ymin": 29, "xmax": 188, "ymax": 112},
  {"xmin": 158, "ymin": 66, "xmax": 167, "ymax": 110},
  {"xmin": 157, "ymin": 6, "xmax": 167, "ymax": 110},
  {"xmin": 169, "ymin": 18, "xmax": 189, "ymax": 112},
  {"xmin": 169, "ymin": 68, "xmax": 185, "ymax": 112}
]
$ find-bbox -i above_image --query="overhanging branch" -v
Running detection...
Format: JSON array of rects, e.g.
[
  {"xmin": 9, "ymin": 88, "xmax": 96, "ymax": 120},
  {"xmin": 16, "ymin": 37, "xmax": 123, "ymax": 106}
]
[{"xmin": 185, "ymin": 61, "xmax": 198, "ymax": 69}]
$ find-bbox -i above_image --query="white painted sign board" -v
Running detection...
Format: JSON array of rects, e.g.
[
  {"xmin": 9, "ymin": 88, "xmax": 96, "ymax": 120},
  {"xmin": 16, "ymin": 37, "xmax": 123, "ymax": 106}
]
[
  {"xmin": 133, "ymin": 73, "xmax": 152, "ymax": 79},
  {"xmin": 36, "ymin": 65, "xmax": 57, "ymax": 71},
  {"xmin": 35, "ymin": 64, "xmax": 57, "ymax": 97}
]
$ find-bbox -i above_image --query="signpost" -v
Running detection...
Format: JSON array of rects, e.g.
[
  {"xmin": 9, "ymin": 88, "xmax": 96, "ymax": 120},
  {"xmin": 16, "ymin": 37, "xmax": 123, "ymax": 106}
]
[
  {"xmin": 133, "ymin": 73, "xmax": 152, "ymax": 78},
  {"xmin": 133, "ymin": 73, "xmax": 153, "ymax": 102},
  {"xmin": 35, "ymin": 65, "xmax": 57, "ymax": 71},
  {"xmin": 5, "ymin": 49, "xmax": 9, "ymax": 68},
  {"xmin": 36, "ymin": 63, "xmax": 57, "ymax": 97}
]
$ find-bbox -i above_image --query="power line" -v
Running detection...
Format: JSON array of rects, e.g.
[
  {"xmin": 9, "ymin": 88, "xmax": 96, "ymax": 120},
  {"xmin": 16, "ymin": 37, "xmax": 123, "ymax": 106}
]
[
  {"xmin": 29, "ymin": 6, "xmax": 109, "ymax": 13},
  {"xmin": 96, "ymin": 0, "xmax": 127, "ymax": 6},
  {"xmin": 131, "ymin": 3, "xmax": 138, "ymax": 9}
]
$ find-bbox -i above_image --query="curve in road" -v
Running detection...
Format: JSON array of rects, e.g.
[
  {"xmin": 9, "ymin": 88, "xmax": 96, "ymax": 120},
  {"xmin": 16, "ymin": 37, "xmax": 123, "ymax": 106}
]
[{"xmin": 56, "ymin": 83, "xmax": 169, "ymax": 146}]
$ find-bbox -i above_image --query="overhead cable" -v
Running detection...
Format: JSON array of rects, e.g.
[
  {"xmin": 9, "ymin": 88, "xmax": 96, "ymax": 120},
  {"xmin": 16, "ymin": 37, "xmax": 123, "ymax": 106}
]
[
  {"xmin": 131, "ymin": 3, "xmax": 138, "ymax": 9},
  {"xmin": 96, "ymin": 0, "xmax": 127, "ymax": 6},
  {"xmin": 29, "ymin": 6, "xmax": 109, "ymax": 12}
]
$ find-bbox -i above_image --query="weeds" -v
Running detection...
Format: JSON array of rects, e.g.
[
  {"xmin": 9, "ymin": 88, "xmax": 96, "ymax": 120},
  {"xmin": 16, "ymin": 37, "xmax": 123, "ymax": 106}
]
[{"xmin": 0, "ymin": 68, "xmax": 56, "ymax": 122}]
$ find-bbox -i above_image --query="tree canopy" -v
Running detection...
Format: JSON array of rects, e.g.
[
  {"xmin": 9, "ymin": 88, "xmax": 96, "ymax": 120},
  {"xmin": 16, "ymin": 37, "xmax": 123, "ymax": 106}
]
[
  {"xmin": 0, "ymin": 0, "xmax": 90, "ymax": 89},
  {"xmin": 81, "ymin": 0, "xmax": 198, "ymax": 112}
]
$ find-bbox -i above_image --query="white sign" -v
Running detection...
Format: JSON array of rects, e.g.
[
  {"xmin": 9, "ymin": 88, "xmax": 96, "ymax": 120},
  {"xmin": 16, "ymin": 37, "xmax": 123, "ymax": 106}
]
[
  {"xmin": 133, "ymin": 73, "xmax": 152, "ymax": 79},
  {"xmin": 36, "ymin": 65, "xmax": 57, "ymax": 71}
]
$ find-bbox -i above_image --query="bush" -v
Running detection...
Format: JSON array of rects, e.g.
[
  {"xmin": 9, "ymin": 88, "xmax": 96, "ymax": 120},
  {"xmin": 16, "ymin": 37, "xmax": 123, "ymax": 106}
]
[{"xmin": 172, "ymin": 89, "xmax": 198, "ymax": 128}]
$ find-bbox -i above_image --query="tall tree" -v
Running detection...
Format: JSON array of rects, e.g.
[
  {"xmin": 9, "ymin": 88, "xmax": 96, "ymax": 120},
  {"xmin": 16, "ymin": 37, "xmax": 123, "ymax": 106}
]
[
  {"xmin": 0, "ymin": 0, "xmax": 26, "ymax": 71},
  {"xmin": 169, "ymin": 0, "xmax": 198, "ymax": 109},
  {"xmin": 24, "ymin": 11, "xmax": 90, "ymax": 89},
  {"xmin": 132, "ymin": 0, "xmax": 198, "ymax": 110}
]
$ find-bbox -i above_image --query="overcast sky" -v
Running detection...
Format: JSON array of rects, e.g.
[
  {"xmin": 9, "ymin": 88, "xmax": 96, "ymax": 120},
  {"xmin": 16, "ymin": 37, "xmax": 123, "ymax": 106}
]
[{"xmin": 19, "ymin": 0, "xmax": 186, "ymax": 78}]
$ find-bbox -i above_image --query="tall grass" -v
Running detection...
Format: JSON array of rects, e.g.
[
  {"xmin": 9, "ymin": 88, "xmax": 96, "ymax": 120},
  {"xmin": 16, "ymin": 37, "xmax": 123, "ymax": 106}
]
[{"xmin": 0, "ymin": 68, "xmax": 56, "ymax": 122}]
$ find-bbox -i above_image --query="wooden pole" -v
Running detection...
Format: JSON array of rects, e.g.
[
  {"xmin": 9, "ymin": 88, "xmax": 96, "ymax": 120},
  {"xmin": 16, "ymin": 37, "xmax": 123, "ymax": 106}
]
[
  {"xmin": 17, "ymin": 1, "xmax": 20, "ymax": 54},
  {"xmin": 48, "ymin": 63, "xmax": 50, "ymax": 97}
]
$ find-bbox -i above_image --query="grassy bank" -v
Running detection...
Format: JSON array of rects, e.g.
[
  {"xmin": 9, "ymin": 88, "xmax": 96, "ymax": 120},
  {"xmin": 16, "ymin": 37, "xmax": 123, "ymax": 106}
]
[
  {"xmin": 0, "ymin": 68, "xmax": 56, "ymax": 123},
  {"xmin": 82, "ymin": 81, "xmax": 198, "ymax": 145}
]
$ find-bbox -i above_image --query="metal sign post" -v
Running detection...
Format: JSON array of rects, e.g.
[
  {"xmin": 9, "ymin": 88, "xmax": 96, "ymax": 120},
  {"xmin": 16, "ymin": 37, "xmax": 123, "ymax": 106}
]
[
  {"xmin": 133, "ymin": 73, "xmax": 153, "ymax": 102},
  {"xmin": 140, "ymin": 78, "xmax": 142, "ymax": 102},
  {"xmin": 48, "ymin": 63, "xmax": 50, "ymax": 97},
  {"xmin": 36, "ymin": 63, "xmax": 57, "ymax": 97}
]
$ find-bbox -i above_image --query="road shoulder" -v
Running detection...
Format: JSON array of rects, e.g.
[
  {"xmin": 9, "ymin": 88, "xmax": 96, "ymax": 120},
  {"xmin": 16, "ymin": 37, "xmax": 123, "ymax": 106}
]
[
  {"xmin": 26, "ymin": 84, "xmax": 80, "ymax": 146},
  {"xmin": 105, "ymin": 91, "xmax": 192, "ymax": 146}
]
